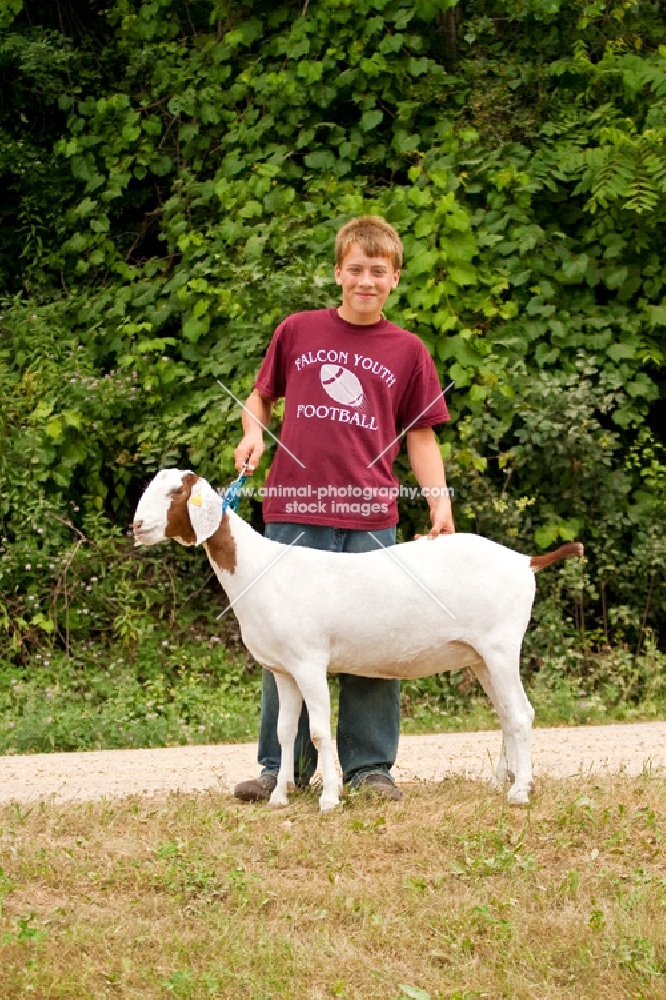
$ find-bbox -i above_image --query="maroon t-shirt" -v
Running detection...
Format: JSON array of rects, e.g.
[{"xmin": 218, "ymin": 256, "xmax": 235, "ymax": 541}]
[{"xmin": 255, "ymin": 308, "xmax": 450, "ymax": 529}]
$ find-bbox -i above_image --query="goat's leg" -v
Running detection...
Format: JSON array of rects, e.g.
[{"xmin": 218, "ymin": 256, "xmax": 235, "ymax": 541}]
[
  {"xmin": 505, "ymin": 685, "xmax": 535, "ymax": 805},
  {"xmin": 294, "ymin": 666, "xmax": 339, "ymax": 813},
  {"xmin": 472, "ymin": 647, "xmax": 535, "ymax": 805},
  {"xmin": 269, "ymin": 672, "xmax": 303, "ymax": 808},
  {"xmin": 472, "ymin": 661, "xmax": 514, "ymax": 790},
  {"xmin": 499, "ymin": 673, "xmax": 534, "ymax": 805}
]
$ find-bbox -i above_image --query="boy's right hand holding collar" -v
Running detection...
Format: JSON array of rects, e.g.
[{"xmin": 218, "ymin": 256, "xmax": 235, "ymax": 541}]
[{"xmin": 234, "ymin": 388, "xmax": 272, "ymax": 473}]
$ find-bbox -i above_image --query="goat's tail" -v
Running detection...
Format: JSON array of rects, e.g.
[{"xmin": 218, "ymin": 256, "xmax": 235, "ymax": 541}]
[{"xmin": 530, "ymin": 542, "xmax": 584, "ymax": 573}]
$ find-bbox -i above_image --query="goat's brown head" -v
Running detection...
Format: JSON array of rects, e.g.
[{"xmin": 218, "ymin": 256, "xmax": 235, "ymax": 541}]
[{"xmin": 133, "ymin": 469, "xmax": 223, "ymax": 548}]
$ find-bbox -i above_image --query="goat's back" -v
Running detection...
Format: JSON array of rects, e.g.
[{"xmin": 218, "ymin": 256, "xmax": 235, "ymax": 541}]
[{"xmin": 229, "ymin": 530, "xmax": 535, "ymax": 678}]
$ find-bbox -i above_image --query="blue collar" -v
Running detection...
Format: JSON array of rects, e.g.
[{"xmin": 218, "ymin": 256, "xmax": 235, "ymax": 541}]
[{"xmin": 221, "ymin": 470, "xmax": 249, "ymax": 514}]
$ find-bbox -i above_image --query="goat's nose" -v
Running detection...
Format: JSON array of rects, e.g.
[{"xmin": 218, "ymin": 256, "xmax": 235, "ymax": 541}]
[{"xmin": 133, "ymin": 519, "xmax": 143, "ymax": 531}]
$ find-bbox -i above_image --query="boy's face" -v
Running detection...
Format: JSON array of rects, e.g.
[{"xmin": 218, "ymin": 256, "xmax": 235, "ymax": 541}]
[{"xmin": 334, "ymin": 243, "xmax": 400, "ymax": 325}]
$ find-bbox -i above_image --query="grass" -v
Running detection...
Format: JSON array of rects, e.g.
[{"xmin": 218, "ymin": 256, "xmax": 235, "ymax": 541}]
[
  {"xmin": 400, "ymin": 671, "xmax": 666, "ymax": 735},
  {"xmin": 2, "ymin": 635, "xmax": 666, "ymax": 756},
  {"xmin": 0, "ymin": 638, "xmax": 264, "ymax": 754},
  {"xmin": 0, "ymin": 773, "xmax": 665, "ymax": 998}
]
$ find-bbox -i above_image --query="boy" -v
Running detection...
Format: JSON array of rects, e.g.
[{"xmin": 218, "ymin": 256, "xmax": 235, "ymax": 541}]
[{"xmin": 233, "ymin": 216, "xmax": 454, "ymax": 802}]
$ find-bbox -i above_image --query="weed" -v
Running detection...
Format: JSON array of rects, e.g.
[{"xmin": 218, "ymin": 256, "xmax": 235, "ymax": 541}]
[
  {"xmin": 1, "ymin": 915, "xmax": 46, "ymax": 947},
  {"xmin": 2, "ymin": 635, "xmax": 665, "ymax": 755}
]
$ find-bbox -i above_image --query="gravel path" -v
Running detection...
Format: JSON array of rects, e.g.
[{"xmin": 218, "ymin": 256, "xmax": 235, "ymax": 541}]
[{"xmin": 1, "ymin": 722, "xmax": 665, "ymax": 804}]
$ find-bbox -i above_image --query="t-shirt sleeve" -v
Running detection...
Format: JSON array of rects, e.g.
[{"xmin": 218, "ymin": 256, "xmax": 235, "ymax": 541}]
[
  {"xmin": 396, "ymin": 346, "xmax": 450, "ymax": 430},
  {"xmin": 254, "ymin": 320, "xmax": 288, "ymax": 400}
]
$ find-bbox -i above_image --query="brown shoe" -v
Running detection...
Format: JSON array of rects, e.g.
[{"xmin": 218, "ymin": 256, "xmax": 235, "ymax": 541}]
[
  {"xmin": 355, "ymin": 773, "xmax": 403, "ymax": 801},
  {"xmin": 233, "ymin": 774, "xmax": 278, "ymax": 802}
]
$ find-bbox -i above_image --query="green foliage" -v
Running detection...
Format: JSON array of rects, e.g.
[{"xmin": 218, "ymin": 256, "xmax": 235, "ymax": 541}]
[
  {"xmin": 0, "ymin": 636, "xmax": 263, "ymax": 753},
  {"xmin": 0, "ymin": 0, "xmax": 665, "ymax": 713}
]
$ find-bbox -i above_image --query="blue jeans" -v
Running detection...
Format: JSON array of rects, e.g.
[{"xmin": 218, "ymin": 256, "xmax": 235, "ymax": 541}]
[{"xmin": 258, "ymin": 522, "xmax": 400, "ymax": 787}]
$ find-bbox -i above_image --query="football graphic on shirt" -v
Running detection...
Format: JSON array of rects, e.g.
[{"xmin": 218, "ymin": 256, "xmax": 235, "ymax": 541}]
[{"xmin": 320, "ymin": 364, "xmax": 364, "ymax": 407}]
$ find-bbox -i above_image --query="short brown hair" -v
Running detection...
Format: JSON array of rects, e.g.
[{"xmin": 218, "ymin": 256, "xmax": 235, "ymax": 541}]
[{"xmin": 335, "ymin": 215, "xmax": 403, "ymax": 270}]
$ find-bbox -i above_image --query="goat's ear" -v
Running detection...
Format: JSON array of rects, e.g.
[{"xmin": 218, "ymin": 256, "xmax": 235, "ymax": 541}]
[{"xmin": 187, "ymin": 478, "xmax": 222, "ymax": 545}]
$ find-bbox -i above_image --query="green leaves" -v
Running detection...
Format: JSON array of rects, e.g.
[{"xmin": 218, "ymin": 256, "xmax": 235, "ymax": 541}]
[
  {"xmin": 1, "ymin": 0, "xmax": 666, "ymax": 663},
  {"xmin": 0, "ymin": 0, "xmax": 20, "ymax": 27},
  {"xmin": 534, "ymin": 518, "xmax": 584, "ymax": 550},
  {"xmin": 304, "ymin": 151, "xmax": 336, "ymax": 171},
  {"xmin": 560, "ymin": 254, "xmax": 589, "ymax": 283},
  {"xmin": 646, "ymin": 303, "xmax": 666, "ymax": 326},
  {"xmin": 360, "ymin": 109, "xmax": 383, "ymax": 131}
]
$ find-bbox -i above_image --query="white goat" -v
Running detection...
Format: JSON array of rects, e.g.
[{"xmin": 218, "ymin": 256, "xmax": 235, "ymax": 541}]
[{"xmin": 133, "ymin": 469, "xmax": 583, "ymax": 812}]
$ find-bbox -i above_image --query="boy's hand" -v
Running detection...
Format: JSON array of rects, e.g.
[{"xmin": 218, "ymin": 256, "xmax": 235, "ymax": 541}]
[
  {"xmin": 405, "ymin": 427, "xmax": 454, "ymax": 538},
  {"xmin": 234, "ymin": 434, "xmax": 263, "ymax": 473},
  {"xmin": 235, "ymin": 389, "xmax": 273, "ymax": 472},
  {"xmin": 415, "ymin": 494, "xmax": 455, "ymax": 539}
]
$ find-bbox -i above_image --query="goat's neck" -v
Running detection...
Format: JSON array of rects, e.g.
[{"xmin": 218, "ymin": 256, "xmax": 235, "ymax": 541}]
[{"xmin": 203, "ymin": 510, "xmax": 275, "ymax": 597}]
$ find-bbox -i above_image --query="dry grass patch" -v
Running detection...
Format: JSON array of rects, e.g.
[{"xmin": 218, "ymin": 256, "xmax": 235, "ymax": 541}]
[{"xmin": 0, "ymin": 774, "xmax": 665, "ymax": 999}]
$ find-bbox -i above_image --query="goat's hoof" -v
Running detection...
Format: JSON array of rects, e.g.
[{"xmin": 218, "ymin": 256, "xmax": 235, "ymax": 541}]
[
  {"xmin": 319, "ymin": 795, "xmax": 340, "ymax": 813},
  {"xmin": 268, "ymin": 789, "xmax": 289, "ymax": 808},
  {"xmin": 507, "ymin": 785, "xmax": 531, "ymax": 806}
]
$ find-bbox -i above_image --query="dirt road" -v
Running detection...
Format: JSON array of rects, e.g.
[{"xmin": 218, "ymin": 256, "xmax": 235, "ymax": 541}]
[{"xmin": 1, "ymin": 721, "xmax": 665, "ymax": 803}]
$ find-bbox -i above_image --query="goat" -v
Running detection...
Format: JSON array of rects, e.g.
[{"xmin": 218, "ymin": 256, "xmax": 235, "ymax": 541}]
[{"xmin": 133, "ymin": 469, "xmax": 583, "ymax": 811}]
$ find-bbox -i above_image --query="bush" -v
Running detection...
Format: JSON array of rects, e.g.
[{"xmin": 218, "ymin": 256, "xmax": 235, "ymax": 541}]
[{"xmin": 1, "ymin": 1, "xmax": 665, "ymax": 736}]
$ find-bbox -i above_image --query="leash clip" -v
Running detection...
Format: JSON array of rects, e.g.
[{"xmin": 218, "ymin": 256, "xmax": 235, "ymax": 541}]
[{"xmin": 221, "ymin": 461, "xmax": 252, "ymax": 515}]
